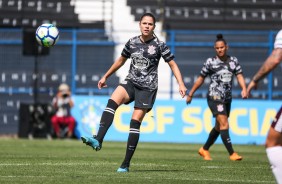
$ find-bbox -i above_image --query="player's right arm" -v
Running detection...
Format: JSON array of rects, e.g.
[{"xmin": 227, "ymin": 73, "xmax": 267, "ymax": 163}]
[
  {"xmin": 186, "ymin": 75, "xmax": 205, "ymax": 104},
  {"xmin": 247, "ymin": 48, "xmax": 282, "ymax": 95},
  {"xmin": 98, "ymin": 56, "xmax": 127, "ymax": 89}
]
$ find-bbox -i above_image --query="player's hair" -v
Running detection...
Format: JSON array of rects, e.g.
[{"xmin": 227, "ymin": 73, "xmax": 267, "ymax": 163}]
[
  {"xmin": 215, "ymin": 34, "xmax": 227, "ymax": 45},
  {"xmin": 140, "ymin": 12, "xmax": 156, "ymax": 25},
  {"xmin": 139, "ymin": 13, "xmax": 159, "ymax": 41}
]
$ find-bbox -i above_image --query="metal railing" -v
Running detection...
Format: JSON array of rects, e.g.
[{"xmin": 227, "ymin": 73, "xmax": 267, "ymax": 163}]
[{"xmin": 0, "ymin": 28, "xmax": 280, "ymax": 100}]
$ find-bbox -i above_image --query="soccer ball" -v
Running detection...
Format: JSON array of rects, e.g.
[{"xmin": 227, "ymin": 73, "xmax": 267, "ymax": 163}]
[{"xmin": 35, "ymin": 23, "xmax": 59, "ymax": 47}]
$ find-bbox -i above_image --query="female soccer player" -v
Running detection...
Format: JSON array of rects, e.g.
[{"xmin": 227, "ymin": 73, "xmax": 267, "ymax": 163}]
[
  {"xmin": 81, "ymin": 13, "xmax": 187, "ymax": 172},
  {"xmin": 186, "ymin": 34, "xmax": 247, "ymax": 161},
  {"xmin": 247, "ymin": 29, "xmax": 282, "ymax": 184}
]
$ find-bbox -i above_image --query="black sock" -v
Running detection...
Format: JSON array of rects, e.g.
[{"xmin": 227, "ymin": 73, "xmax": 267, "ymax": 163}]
[
  {"xmin": 220, "ymin": 129, "xmax": 234, "ymax": 155},
  {"xmin": 120, "ymin": 119, "xmax": 141, "ymax": 168},
  {"xmin": 203, "ymin": 127, "xmax": 220, "ymax": 150},
  {"xmin": 96, "ymin": 99, "xmax": 118, "ymax": 143}
]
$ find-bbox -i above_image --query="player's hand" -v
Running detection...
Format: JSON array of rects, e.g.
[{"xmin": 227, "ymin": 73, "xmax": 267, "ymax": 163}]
[
  {"xmin": 186, "ymin": 95, "xmax": 192, "ymax": 105},
  {"xmin": 241, "ymin": 89, "xmax": 248, "ymax": 99},
  {"xmin": 179, "ymin": 85, "xmax": 187, "ymax": 98},
  {"xmin": 98, "ymin": 77, "xmax": 107, "ymax": 89},
  {"xmin": 246, "ymin": 80, "xmax": 258, "ymax": 97}
]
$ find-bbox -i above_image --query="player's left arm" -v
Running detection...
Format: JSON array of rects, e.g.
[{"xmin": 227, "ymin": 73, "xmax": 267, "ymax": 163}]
[
  {"xmin": 236, "ymin": 73, "xmax": 248, "ymax": 99},
  {"xmin": 98, "ymin": 56, "xmax": 127, "ymax": 89},
  {"xmin": 167, "ymin": 60, "xmax": 187, "ymax": 98}
]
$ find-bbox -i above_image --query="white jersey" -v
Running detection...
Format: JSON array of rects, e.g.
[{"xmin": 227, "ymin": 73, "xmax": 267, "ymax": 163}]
[{"xmin": 274, "ymin": 29, "xmax": 282, "ymax": 49}]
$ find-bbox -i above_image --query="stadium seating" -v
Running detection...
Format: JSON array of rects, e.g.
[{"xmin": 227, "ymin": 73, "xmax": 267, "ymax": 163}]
[
  {"xmin": 0, "ymin": 37, "xmax": 116, "ymax": 133},
  {"xmin": 127, "ymin": 0, "xmax": 282, "ymax": 30},
  {"xmin": 127, "ymin": 0, "xmax": 162, "ymax": 21},
  {"xmin": 0, "ymin": 0, "xmax": 106, "ymax": 28},
  {"xmin": 126, "ymin": 0, "xmax": 282, "ymax": 98},
  {"xmin": 0, "ymin": 93, "xmax": 33, "ymax": 134}
]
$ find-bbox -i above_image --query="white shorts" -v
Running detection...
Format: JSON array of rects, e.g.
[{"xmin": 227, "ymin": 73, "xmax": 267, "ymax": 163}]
[{"xmin": 271, "ymin": 106, "xmax": 282, "ymax": 133}]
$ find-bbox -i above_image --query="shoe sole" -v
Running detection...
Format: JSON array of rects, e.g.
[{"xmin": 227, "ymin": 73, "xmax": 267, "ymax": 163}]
[
  {"xmin": 230, "ymin": 158, "xmax": 243, "ymax": 161},
  {"xmin": 117, "ymin": 168, "xmax": 129, "ymax": 172}
]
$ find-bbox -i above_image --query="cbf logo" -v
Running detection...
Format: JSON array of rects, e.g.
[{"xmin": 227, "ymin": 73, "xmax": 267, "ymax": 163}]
[{"xmin": 78, "ymin": 99, "xmax": 105, "ymax": 136}]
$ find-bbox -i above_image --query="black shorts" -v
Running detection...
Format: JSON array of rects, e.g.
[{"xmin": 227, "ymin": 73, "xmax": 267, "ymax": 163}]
[
  {"xmin": 119, "ymin": 80, "xmax": 157, "ymax": 112},
  {"xmin": 207, "ymin": 99, "xmax": 231, "ymax": 117}
]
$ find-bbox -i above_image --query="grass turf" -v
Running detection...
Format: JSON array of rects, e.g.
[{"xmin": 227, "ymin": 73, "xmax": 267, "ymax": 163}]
[{"xmin": 0, "ymin": 139, "xmax": 275, "ymax": 184}]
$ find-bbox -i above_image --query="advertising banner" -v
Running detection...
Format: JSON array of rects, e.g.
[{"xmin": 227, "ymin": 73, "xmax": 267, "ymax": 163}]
[{"xmin": 72, "ymin": 95, "xmax": 281, "ymax": 145}]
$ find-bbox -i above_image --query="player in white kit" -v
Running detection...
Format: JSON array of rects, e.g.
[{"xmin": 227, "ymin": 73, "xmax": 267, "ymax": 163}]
[{"xmin": 247, "ymin": 30, "xmax": 282, "ymax": 184}]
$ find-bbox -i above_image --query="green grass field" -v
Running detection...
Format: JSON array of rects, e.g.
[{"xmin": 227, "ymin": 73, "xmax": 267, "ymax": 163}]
[{"xmin": 0, "ymin": 139, "xmax": 275, "ymax": 184}]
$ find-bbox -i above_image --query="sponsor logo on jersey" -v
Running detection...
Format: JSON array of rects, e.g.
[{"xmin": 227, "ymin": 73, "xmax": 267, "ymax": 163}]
[
  {"xmin": 218, "ymin": 70, "xmax": 232, "ymax": 83},
  {"xmin": 131, "ymin": 52, "xmax": 150, "ymax": 70}
]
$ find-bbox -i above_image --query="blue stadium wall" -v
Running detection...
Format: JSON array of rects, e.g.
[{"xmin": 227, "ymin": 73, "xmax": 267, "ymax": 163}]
[{"xmin": 73, "ymin": 95, "xmax": 281, "ymax": 145}]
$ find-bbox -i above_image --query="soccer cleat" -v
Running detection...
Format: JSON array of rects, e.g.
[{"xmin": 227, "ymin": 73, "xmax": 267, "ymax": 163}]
[
  {"xmin": 229, "ymin": 152, "xmax": 243, "ymax": 161},
  {"xmin": 81, "ymin": 136, "xmax": 101, "ymax": 151},
  {"xmin": 117, "ymin": 167, "xmax": 129, "ymax": 173},
  {"xmin": 198, "ymin": 147, "xmax": 212, "ymax": 160}
]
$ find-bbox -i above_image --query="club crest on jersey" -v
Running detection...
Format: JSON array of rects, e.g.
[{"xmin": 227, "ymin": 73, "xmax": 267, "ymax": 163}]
[
  {"xmin": 217, "ymin": 104, "xmax": 224, "ymax": 112},
  {"xmin": 147, "ymin": 45, "xmax": 156, "ymax": 55},
  {"xmin": 229, "ymin": 62, "xmax": 236, "ymax": 70}
]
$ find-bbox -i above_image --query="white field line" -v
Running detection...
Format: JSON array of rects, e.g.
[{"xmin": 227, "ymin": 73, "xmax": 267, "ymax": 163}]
[
  {"xmin": 201, "ymin": 165, "xmax": 267, "ymax": 169},
  {"xmin": 0, "ymin": 175, "xmax": 274, "ymax": 183},
  {"xmin": 0, "ymin": 162, "xmax": 168, "ymax": 167},
  {"xmin": 0, "ymin": 162, "xmax": 118, "ymax": 166},
  {"xmin": 0, "ymin": 163, "xmax": 268, "ymax": 169},
  {"xmin": 0, "ymin": 176, "xmax": 48, "ymax": 178}
]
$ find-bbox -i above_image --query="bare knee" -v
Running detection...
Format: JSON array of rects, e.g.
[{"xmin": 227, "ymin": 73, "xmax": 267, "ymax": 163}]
[
  {"xmin": 216, "ymin": 115, "xmax": 229, "ymax": 130},
  {"xmin": 265, "ymin": 127, "xmax": 282, "ymax": 148}
]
